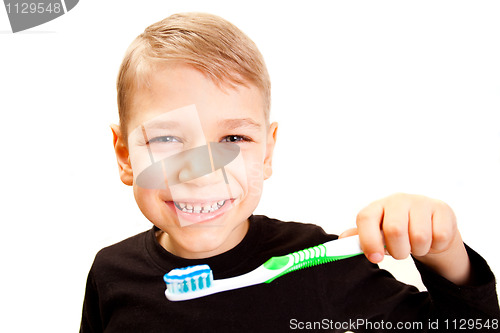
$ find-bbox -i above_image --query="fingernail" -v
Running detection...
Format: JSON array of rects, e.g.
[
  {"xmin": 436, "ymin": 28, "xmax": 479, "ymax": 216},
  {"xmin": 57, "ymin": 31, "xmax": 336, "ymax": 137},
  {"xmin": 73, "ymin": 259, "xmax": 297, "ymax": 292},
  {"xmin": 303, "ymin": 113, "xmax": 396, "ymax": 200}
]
[{"xmin": 368, "ymin": 253, "xmax": 383, "ymax": 263}]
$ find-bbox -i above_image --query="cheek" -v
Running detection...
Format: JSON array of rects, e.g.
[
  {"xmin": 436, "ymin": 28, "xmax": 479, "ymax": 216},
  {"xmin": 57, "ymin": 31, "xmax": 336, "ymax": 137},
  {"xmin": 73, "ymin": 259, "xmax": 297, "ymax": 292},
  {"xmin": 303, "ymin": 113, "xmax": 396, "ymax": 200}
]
[
  {"xmin": 246, "ymin": 161, "xmax": 265, "ymax": 198},
  {"xmin": 242, "ymin": 146, "xmax": 267, "ymax": 191},
  {"xmin": 128, "ymin": 148, "xmax": 151, "ymax": 180},
  {"xmin": 227, "ymin": 148, "xmax": 265, "ymax": 190},
  {"xmin": 133, "ymin": 187, "xmax": 162, "ymax": 219}
]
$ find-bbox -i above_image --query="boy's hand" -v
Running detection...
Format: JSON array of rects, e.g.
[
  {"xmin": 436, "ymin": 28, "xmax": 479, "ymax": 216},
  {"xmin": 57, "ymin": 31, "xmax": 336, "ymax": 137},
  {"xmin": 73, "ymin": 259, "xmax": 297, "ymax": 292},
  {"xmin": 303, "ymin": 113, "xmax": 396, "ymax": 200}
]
[{"xmin": 340, "ymin": 193, "xmax": 471, "ymax": 285}]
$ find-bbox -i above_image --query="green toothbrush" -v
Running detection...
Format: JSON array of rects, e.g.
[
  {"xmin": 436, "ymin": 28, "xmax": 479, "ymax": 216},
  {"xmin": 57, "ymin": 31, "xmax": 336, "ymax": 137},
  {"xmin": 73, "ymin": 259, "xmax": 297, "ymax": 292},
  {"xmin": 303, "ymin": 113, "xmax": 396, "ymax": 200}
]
[{"xmin": 164, "ymin": 235, "xmax": 363, "ymax": 301}]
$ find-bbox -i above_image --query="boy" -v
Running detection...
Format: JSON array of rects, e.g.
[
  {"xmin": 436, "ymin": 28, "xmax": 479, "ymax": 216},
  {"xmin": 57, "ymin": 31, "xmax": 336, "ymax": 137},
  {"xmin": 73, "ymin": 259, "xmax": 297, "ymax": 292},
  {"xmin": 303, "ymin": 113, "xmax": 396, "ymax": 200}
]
[{"xmin": 80, "ymin": 12, "xmax": 499, "ymax": 332}]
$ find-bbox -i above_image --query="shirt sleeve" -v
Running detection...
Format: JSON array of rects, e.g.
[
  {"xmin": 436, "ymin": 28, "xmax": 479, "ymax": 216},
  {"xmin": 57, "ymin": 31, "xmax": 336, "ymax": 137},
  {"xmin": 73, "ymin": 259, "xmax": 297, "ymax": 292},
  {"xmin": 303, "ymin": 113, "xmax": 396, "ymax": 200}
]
[
  {"xmin": 79, "ymin": 270, "xmax": 103, "ymax": 333},
  {"xmin": 412, "ymin": 243, "xmax": 500, "ymax": 326}
]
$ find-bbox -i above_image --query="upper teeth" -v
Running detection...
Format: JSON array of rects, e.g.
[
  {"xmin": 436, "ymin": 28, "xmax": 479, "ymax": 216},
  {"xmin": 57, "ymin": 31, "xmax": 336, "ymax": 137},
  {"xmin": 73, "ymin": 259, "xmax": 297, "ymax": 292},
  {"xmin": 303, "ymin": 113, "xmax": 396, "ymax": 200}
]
[{"xmin": 175, "ymin": 200, "xmax": 226, "ymax": 213}]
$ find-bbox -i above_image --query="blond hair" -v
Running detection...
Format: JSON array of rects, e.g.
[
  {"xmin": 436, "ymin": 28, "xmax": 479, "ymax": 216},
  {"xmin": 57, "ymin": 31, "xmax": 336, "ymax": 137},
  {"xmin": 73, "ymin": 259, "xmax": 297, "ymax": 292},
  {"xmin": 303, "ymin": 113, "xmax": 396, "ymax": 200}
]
[{"xmin": 117, "ymin": 12, "xmax": 271, "ymax": 139}]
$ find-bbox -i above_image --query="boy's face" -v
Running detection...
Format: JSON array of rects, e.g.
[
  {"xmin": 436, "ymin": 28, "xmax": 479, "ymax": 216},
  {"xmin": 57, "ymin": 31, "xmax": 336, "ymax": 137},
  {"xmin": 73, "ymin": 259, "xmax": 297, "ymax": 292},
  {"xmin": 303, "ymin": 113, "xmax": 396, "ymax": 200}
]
[{"xmin": 112, "ymin": 64, "xmax": 277, "ymax": 259}]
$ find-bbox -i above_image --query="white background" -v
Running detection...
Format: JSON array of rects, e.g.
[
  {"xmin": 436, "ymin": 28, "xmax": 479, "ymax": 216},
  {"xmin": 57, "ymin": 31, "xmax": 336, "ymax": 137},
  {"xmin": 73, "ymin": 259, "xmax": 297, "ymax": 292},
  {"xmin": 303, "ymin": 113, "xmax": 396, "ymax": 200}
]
[{"xmin": 1, "ymin": 1, "xmax": 499, "ymax": 331}]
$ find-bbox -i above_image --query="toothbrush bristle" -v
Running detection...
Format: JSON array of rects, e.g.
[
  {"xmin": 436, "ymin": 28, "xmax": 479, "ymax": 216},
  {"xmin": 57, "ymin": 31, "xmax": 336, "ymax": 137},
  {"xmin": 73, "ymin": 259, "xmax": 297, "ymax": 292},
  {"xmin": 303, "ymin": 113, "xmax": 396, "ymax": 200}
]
[
  {"xmin": 164, "ymin": 264, "xmax": 214, "ymax": 294},
  {"xmin": 265, "ymin": 243, "xmax": 360, "ymax": 283}
]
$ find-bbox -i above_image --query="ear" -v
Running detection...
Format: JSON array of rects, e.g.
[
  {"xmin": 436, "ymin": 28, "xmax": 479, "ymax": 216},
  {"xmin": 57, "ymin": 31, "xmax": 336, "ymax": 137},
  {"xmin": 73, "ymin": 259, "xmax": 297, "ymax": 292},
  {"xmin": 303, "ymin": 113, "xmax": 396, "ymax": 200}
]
[
  {"xmin": 110, "ymin": 124, "xmax": 134, "ymax": 186},
  {"xmin": 263, "ymin": 122, "xmax": 278, "ymax": 180}
]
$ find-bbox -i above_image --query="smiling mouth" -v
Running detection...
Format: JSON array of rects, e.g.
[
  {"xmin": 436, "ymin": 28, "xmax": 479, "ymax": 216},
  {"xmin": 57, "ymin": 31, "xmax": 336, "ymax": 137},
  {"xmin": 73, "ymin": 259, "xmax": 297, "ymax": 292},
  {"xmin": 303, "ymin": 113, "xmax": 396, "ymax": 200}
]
[{"xmin": 173, "ymin": 200, "xmax": 227, "ymax": 214}]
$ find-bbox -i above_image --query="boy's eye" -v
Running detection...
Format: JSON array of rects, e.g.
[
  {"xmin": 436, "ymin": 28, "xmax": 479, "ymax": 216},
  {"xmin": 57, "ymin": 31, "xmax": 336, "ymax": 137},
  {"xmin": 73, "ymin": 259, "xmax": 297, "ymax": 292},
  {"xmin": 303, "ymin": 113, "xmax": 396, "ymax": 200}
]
[
  {"xmin": 148, "ymin": 136, "xmax": 181, "ymax": 144},
  {"xmin": 220, "ymin": 135, "xmax": 251, "ymax": 143}
]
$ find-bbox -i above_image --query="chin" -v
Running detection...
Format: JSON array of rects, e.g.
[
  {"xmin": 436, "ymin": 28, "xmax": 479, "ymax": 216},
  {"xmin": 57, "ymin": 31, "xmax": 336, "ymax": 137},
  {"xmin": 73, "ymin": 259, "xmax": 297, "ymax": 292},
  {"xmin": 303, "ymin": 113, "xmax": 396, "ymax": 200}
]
[
  {"xmin": 163, "ymin": 225, "xmax": 226, "ymax": 256},
  {"xmin": 181, "ymin": 237, "xmax": 227, "ymax": 258}
]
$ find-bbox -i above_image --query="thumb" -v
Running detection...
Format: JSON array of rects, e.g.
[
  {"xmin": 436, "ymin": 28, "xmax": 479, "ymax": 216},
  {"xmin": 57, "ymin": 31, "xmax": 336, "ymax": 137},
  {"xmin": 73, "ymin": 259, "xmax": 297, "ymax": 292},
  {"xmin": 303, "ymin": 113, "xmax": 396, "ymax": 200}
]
[{"xmin": 339, "ymin": 227, "xmax": 358, "ymax": 239}]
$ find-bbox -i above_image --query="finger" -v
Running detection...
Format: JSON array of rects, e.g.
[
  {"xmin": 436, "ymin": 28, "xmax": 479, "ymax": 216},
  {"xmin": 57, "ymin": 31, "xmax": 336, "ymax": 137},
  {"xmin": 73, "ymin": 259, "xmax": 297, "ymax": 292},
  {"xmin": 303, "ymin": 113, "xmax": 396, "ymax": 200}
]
[
  {"xmin": 382, "ymin": 200, "xmax": 411, "ymax": 260},
  {"xmin": 408, "ymin": 202, "xmax": 432, "ymax": 257},
  {"xmin": 339, "ymin": 228, "xmax": 358, "ymax": 239},
  {"xmin": 430, "ymin": 202, "xmax": 457, "ymax": 253},
  {"xmin": 356, "ymin": 202, "xmax": 385, "ymax": 263}
]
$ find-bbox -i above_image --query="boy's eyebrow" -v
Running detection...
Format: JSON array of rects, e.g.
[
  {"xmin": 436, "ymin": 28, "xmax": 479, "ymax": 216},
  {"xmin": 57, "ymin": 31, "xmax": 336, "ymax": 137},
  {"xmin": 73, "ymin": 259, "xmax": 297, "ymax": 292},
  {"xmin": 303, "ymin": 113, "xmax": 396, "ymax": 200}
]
[
  {"xmin": 142, "ymin": 119, "xmax": 180, "ymax": 130},
  {"xmin": 217, "ymin": 118, "xmax": 262, "ymax": 130},
  {"xmin": 140, "ymin": 117, "xmax": 261, "ymax": 131}
]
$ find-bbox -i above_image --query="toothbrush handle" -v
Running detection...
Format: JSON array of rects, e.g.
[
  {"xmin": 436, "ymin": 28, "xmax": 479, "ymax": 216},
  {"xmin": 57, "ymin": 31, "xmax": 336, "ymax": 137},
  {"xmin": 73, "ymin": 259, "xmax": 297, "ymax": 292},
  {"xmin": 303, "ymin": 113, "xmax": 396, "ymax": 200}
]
[{"xmin": 323, "ymin": 235, "xmax": 363, "ymax": 257}]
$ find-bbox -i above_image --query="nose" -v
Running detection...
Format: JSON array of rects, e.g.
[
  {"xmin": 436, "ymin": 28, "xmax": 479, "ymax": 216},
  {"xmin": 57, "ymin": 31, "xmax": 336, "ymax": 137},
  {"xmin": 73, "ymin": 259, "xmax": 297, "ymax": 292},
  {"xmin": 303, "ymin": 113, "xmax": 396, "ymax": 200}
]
[
  {"xmin": 177, "ymin": 144, "xmax": 216, "ymax": 185},
  {"xmin": 135, "ymin": 142, "xmax": 240, "ymax": 189}
]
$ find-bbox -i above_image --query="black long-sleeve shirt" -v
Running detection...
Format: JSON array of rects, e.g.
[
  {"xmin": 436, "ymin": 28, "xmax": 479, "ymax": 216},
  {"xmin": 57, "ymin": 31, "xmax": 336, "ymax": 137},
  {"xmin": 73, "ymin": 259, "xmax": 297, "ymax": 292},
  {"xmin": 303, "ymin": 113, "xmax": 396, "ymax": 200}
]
[{"xmin": 80, "ymin": 215, "xmax": 500, "ymax": 332}]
